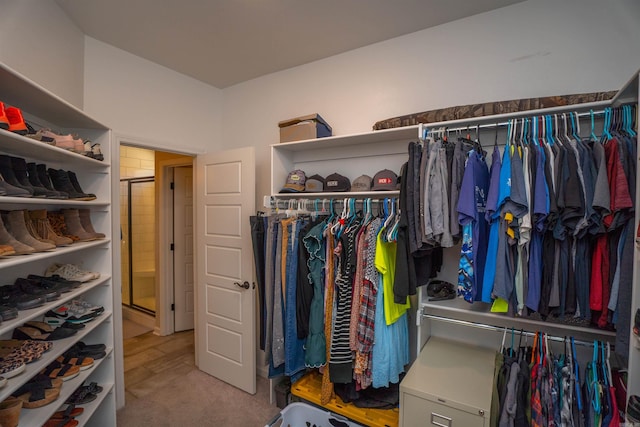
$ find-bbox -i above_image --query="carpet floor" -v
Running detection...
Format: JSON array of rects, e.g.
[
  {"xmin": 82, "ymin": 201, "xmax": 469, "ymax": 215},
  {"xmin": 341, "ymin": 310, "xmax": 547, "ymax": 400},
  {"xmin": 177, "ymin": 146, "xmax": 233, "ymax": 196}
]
[{"xmin": 117, "ymin": 330, "xmax": 280, "ymax": 426}]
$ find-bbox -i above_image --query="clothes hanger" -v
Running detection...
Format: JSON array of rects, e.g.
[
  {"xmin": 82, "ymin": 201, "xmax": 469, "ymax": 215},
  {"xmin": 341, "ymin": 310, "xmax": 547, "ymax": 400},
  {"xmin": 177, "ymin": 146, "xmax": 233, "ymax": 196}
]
[{"xmin": 590, "ymin": 109, "xmax": 598, "ymax": 142}]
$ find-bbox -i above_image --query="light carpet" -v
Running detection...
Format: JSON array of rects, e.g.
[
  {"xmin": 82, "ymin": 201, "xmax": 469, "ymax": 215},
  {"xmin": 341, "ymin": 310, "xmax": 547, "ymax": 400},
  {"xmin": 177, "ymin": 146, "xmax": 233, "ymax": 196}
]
[{"xmin": 117, "ymin": 368, "xmax": 281, "ymax": 426}]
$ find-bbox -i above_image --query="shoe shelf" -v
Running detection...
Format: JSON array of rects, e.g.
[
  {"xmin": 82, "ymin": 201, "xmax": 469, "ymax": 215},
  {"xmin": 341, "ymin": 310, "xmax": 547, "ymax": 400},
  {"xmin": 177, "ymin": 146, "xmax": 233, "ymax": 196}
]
[
  {"xmin": 0, "ymin": 196, "xmax": 110, "ymax": 207},
  {"xmin": 0, "ymin": 275, "xmax": 111, "ymax": 337},
  {"xmin": 0, "ymin": 310, "xmax": 112, "ymax": 403},
  {"xmin": 0, "ymin": 129, "xmax": 109, "ymax": 168},
  {"xmin": 18, "ymin": 348, "xmax": 114, "ymax": 427},
  {"xmin": 0, "ymin": 240, "xmax": 110, "ymax": 269}
]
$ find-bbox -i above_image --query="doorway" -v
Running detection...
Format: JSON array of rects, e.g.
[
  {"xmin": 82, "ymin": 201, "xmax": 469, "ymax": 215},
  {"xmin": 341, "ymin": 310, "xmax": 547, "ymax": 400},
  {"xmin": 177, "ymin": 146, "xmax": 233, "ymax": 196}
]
[{"xmin": 119, "ymin": 144, "xmax": 195, "ymax": 339}]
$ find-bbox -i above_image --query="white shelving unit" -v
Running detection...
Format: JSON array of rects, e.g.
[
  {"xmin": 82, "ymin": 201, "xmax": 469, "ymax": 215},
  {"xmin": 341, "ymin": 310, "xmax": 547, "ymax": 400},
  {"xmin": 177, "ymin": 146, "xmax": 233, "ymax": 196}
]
[{"xmin": 0, "ymin": 63, "xmax": 117, "ymax": 426}]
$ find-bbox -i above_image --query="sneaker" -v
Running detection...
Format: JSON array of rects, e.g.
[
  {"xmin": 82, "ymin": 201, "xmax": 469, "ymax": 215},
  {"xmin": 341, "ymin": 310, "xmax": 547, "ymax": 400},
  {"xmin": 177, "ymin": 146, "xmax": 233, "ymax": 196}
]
[
  {"xmin": 0, "ymin": 102, "xmax": 9, "ymax": 130},
  {"xmin": 37, "ymin": 130, "xmax": 83, "ymax": 152},
  {"xmin": 45, "ymin": 263, "xmax": 99, "ymax": 283},
  {"xmin": 5, "ymin": 107, "xmax": 27, "ymax": 135}
]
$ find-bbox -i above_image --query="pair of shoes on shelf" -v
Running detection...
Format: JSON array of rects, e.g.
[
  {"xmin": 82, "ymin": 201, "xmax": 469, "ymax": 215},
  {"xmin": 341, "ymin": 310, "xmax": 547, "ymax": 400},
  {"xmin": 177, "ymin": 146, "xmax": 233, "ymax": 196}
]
[
  {"xmin": 44, "ymin": 299, "xmax": 104, "ymax": 326},
  {"xmin": 65, "ymin": 341, "xmax": 106, "ymax": 360},
  {"xmin": 46, "ymin": 169, "xmax": 96, "ymax": 201},
  {"xmin": 44, "ymin": 403, "xmax": 84, "ymax": 427},
  {"xmin": 65, "ymin": 382, "xmax": 102, "ymax": 405},
  {"xmin": 45, "ymin": 263, "xmax": 100, "ymax": 283},
  {"xmin": 0, "ymin": 102, "xmax": 27, "ymax": 135},
  {"xmin": 12, "ymin": 374, "xmax": 62, "ymax": 409},
  {"xmin": 13, "ymin": 320, "xmax": 78, "ymax": 341},
  {"xmin": 0, "ymin": 209, "xmax": 57, "ymax": 255},
  {"xmin": 0, "ymin": 283, "xmax": 47, "ymax": 311},
  {"xmin": 47, "ymin": 209, "xmax": 105, "ymax": 243}
]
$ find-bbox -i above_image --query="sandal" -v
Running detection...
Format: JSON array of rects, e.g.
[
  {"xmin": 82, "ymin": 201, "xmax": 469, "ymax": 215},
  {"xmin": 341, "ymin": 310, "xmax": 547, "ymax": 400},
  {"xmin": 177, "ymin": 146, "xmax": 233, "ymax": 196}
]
[
  {"xmin": 43, "ymin": 415, "xmax": 79, "ymax": 427},
  {"xmin": 56, "ymin": 354, "xmax": 94, "ymax": 370},
  {"xmin": 50, "ymin": 403, "xmax": 84, "ymax": 419},
  {"xmin": 0, "ymin": 358, "xmax": 25, "ymax": 378},
  {"xmin": 24, "ymin": 321, "xmax": 78, "ymax": 339},
  {"xmin": 41, "ymin": 361, "xmax": 80, "ymax": 381},
  {"xmin": 12, "ymin": 380, "xmax": 60, "ymax": 408},
  {"xmin": 65, "ymin": 386, "xmax": 96, "ymax": 405},
  {"xmin": 13, "ymin": 325, "xmax": 76, "ymax": 341}
]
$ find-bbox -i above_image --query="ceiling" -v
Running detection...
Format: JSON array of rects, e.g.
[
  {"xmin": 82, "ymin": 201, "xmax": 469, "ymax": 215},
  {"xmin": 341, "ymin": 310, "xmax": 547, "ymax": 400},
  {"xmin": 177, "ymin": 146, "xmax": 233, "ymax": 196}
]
[{"xmin": 55, "ymin": 0, "xmax": 523, "ymax": 89}]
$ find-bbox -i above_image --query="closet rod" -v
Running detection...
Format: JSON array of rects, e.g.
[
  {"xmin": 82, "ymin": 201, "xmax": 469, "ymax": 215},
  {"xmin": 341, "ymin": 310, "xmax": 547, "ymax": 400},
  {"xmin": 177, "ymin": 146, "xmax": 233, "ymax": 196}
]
[
  {"xmin": 415, "ymin": 100, "xmax": 614, "ymax": 134},
  {"xmin": 422, "ymin": 313, "xmax": 611, "ymax": 349},
  {"xmin": 420, "ymin": 106, "xmax": 616, "ymax": 136}
]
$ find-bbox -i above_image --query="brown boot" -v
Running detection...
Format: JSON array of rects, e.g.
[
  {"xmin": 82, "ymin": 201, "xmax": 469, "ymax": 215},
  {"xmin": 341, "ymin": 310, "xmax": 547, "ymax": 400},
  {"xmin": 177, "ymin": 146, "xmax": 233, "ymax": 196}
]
[
  {"xmin": 2, "ymin": 210, "xmax": 56, "ymax": 252},
  {"xmin": 23, "ymin": 210, "xmax": 56, "ymax": 246},
  {"xmin": 47, "ymin": 210, "xmax": 79, "ymax": 242},
  {"xmin": 61, "ymin": 209, "xmax": 96, "ymax": 242},
  {"xmin": 0, "ymin": 397, "xmax": 22, "ymax": 427},
  {"xmin": 78, "ymin": 208, "xmax": 105, "ymax": 239},
  {"xmin": 29, "ymin": 210, "xmax": 73, "ymax": 246},
  {"xmin": 0, "ymin": 213, "xmax": 35, "ymax": 254}
]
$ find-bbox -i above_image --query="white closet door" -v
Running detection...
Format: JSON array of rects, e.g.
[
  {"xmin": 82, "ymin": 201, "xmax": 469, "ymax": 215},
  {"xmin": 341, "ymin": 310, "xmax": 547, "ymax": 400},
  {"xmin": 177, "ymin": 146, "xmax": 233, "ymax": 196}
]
[{"xmin": 195, "ymin": 146, "xmax": 256, "ymax": 394}]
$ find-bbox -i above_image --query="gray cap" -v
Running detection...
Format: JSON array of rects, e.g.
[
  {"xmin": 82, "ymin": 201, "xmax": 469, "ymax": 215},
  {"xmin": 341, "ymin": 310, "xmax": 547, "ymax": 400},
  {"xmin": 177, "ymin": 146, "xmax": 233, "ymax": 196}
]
[
  {"xmin": 304, "ymin": 174, "xmax": 325, "ymax": 192},
  {"xmin": 351, "ymin": 174, "xmax": 372, "ymax": 192}
]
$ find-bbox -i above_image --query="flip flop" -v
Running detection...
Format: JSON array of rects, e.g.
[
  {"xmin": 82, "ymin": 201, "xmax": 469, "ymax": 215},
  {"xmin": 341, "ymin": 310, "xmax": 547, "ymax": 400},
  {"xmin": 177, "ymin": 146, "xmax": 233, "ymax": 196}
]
[
  {"xmin": 50, "ymin": 404, "xmax": 84, "ymax": 420},
  {"xmin": 43, "ymin": 415, "xmax": 79, "ymax": 427}
]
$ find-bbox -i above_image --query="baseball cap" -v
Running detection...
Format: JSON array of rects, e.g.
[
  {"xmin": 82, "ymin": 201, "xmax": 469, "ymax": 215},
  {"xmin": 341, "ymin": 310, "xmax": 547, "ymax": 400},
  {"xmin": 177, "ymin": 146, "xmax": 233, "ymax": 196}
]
[
  {"xmin": 305, "ymin": 174, "xmax": 325, "ymax": 192},
  {"xmin": 371, "ymin": 169, "xmax": 398, "ymax": 191},
  {"xmin": 324, "ymin": 173, "xmax": 351, "ymax": 192},
  {"xmin": 280, "ymin": 169, "xmax": 306, "ymax": 193},
  {"xmin": 351, "ymin": 175, "xmax": 372, "ymax": 192}
]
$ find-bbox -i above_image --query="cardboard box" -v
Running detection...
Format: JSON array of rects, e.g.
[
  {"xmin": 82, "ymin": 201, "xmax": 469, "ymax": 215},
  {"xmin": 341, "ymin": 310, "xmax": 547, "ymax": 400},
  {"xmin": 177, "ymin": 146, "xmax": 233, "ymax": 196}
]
[{"xmin": 278, "ymin": 113, "xmax": 332, "ymax": 143}]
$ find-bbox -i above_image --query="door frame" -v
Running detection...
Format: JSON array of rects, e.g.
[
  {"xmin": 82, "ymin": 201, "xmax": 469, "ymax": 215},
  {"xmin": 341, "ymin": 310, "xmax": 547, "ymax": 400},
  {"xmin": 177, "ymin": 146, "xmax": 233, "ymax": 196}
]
[{"xmin": 158, "ymin": 158, "xmax": 194, "ymax": 336}]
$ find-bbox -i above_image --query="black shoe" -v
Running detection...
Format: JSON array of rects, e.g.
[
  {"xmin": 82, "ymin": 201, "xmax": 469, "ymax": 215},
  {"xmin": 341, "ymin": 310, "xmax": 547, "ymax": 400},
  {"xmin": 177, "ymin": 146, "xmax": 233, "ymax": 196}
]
[
  {"xmin": 27, "ymin": 274, "xmax": 81, "ymax": 293},
  {"xmin": 634, "ymin": 308, "xmax": 640, "ymax": 336},
  {"xmin": 47, "ymin": 169, "xmax": 93, "ymax": 201},
  {"xmin": 67, "ymin": 172, "xmax": 96, "ymax": 200},
  {"xmin": 0, "ymin": 155, "xmax": 33, "ymax": 196},
  {"xmin": 36, "ymin": 164, "xmax": 68, "ymax": 199},
  {"xmin": 0, "ymin": 305, "xmax": 18, "ymax": 320},
  {"xmin": 0, "ymin": 284, "xmax": 46, "ymax": 310},
  {"xmin": 14, "ymin": 278, "xmax": 60, "ymax": 302},
  {"xmin": 10, "ymin": 157, "xmax": 46, "ymax": 198},
  {"xmin": 26, "ymin": 163, "xmax": 64, "ymax": 199}
]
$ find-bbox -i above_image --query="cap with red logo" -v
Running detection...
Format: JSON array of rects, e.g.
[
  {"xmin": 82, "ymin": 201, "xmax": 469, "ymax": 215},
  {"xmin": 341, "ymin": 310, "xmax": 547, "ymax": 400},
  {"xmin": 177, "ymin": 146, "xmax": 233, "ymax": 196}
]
[{"xmin": 371, "ymin": 169, "xmax": 398, "ymax": 191}]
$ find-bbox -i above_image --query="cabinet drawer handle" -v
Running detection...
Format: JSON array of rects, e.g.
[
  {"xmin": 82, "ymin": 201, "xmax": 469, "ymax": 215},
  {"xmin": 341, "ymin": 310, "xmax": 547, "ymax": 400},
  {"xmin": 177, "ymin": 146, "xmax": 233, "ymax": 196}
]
[{"xmin": 431, "ymin": 412, "xmax": 452, "ymax": 427}]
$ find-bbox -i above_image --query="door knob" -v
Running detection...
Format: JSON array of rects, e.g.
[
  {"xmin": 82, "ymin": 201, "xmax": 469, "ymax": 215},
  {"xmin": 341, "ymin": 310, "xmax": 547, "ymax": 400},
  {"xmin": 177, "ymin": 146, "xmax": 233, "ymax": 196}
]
[{"xmin": 234, "ymin": 281, "xmax": 251, "ymax": 290}]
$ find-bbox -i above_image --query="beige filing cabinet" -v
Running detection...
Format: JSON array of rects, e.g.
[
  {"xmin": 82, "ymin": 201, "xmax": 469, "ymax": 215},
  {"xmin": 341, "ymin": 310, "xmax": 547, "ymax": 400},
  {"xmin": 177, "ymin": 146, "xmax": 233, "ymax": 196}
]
[{"xmin": 400, "ymin": 337, "xmax": 495, "ymax": 427}]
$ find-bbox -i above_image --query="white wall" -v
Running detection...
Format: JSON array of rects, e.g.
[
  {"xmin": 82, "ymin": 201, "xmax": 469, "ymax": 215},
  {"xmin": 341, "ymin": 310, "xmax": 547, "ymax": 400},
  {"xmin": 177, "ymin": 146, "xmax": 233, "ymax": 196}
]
[
  {"xmin": 221, "ymin": 0, "xmax": 640, "ymax": 209},
  {"xmin": 83, "ymin": 38, "xmax": 223, "ymax": 153},
  {"xmin": 0, "ymin": 0, "xmax": 85, "ymax": 107}
]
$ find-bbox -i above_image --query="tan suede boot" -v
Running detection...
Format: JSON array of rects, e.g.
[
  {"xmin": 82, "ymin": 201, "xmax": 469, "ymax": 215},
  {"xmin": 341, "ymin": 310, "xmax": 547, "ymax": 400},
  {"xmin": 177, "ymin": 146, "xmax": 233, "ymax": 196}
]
[
  {"xmin": 61, "ymin": 209, "xmax": 96, "ymax": 242},
  {"xmin": 0, "ymin": 213, "xmax": 34, "ymax": 255},
  {"xmin": 78, "ymin": 208, "xmax": 105, "ymax": 239},
  {"xmin": 29, "ymin": 209, "xmax": 73, "ymax": 246},
  {"xmin": 2, "ymin": 210, "xmax": 56, "ymax": 252},
  {"xmin": 23, "ymin": 210, "xmax": 56, "ymax": 246}
]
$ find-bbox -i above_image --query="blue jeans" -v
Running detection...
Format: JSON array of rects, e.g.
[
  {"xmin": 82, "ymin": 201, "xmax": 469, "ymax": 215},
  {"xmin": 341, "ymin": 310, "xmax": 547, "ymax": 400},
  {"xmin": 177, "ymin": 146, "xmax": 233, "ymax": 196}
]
[{"xmin": 284, "ymin": 219, "xmax": 307, "ymax": 377}]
